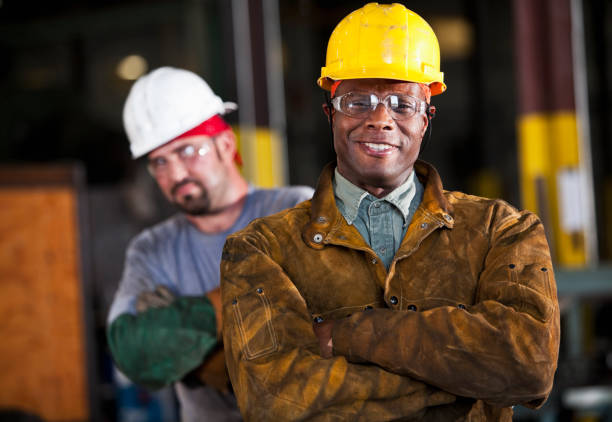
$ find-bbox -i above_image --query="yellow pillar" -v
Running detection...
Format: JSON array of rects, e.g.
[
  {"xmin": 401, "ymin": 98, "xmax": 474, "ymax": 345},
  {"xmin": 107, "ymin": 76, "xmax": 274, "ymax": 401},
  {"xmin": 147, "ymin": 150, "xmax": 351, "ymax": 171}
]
[{"xmin": 234, "ymin": 126, "xmax": 286, "ymax": 187}]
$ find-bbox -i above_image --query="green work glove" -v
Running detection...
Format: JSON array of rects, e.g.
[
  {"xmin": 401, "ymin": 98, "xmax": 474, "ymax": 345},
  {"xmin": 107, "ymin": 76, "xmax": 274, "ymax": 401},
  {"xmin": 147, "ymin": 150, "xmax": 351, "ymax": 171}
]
[{"xmin": 108, "ymin": 295, "xmax": 218, "ymax": 390}]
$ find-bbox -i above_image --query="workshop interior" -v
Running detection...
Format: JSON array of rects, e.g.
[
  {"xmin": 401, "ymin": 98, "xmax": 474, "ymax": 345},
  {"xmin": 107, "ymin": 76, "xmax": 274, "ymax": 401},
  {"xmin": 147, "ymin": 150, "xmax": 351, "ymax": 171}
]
[{"xmin": 0, "ymin": 0, "xmax": 611, "ymax": 421}]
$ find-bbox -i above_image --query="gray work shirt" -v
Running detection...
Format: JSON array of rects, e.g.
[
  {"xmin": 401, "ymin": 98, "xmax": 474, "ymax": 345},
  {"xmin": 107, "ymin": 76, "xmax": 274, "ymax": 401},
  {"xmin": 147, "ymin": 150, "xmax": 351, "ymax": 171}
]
[{"xmin": 108, "ymin": 185, "xmax": 314, "ymax": 422}]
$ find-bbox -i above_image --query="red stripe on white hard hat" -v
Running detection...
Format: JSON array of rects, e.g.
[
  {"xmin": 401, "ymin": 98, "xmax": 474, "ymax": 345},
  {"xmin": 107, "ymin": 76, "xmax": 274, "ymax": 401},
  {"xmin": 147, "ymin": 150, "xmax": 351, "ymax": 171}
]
[
  {"xmin": 174, "ymin": 115, "xmax": 230, "ymax": 140},
  {"xmin": 173, "ymin": 115, "xmax": 243, "ymax": 166}
]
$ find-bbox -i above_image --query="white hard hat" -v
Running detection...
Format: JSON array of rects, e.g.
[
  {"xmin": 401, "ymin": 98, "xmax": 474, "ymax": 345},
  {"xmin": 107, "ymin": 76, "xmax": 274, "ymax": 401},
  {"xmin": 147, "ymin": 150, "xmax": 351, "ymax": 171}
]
[{"xmin": 123, "ymin": 66, "xmax": 237, "ymax": 159}]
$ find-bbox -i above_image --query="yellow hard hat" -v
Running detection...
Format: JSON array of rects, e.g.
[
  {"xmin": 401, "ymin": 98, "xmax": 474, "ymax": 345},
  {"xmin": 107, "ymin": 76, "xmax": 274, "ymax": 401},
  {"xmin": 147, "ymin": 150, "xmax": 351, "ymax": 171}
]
[{"xmin": 318, "ymin": 3, "xmax": 446, "ymax": 96}]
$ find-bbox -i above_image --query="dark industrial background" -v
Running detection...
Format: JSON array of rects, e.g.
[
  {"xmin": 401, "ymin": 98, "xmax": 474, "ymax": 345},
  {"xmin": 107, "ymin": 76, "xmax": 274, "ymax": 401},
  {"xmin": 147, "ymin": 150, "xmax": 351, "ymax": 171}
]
[{"xmin": 0, "ymin": 0, "xmax": 611, "ymax": 421}]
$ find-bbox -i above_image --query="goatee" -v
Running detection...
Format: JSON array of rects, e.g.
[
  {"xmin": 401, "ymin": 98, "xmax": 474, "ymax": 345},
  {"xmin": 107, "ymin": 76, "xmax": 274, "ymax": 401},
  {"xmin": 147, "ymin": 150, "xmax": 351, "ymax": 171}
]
[
  {"xmin": 178, "ymin": 193, "xmax": 211, "ymax": 215},
  {"xmin": 171, "ymin": 179, "xmax": 211, "ymax": 215}
]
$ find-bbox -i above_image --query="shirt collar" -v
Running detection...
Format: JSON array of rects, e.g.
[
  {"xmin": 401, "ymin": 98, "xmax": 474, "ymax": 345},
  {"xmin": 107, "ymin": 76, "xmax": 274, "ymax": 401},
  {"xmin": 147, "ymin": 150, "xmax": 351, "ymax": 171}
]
[{"xmin": 333, "ymin": 167, "xmax": 417, "ymax": 225}]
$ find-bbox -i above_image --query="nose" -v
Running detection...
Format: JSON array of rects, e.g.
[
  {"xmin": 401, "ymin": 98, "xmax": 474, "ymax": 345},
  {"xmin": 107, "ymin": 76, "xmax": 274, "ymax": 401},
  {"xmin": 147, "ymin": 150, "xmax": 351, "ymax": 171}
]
[
  {"xmin": 365, "ymin": 103, "xmax": 394, "ymax": 130},
  {"xmin": 166, "ymin": 159, "xmax": 189, "ymax": 182}
]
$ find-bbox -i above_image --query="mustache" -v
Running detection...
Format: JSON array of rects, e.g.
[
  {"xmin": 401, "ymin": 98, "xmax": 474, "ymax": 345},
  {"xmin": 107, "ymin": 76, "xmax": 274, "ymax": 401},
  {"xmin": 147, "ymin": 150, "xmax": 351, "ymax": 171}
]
[{"xmin": 171, "ymin": 178, "xmax": 203, "ymax": 196}]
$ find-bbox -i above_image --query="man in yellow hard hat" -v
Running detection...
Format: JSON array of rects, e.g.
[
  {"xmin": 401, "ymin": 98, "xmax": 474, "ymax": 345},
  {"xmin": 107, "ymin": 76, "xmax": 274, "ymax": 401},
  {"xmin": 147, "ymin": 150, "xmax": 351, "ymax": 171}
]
[{"xmin": 220, "ymin": 3, "xmax": 560, "ymax": 420}]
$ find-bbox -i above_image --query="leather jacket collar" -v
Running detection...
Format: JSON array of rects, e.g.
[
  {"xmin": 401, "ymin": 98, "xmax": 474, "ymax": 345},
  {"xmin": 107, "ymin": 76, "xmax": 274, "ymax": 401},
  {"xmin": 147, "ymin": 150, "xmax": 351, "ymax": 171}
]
[{"xmin": 303, "ymin": 160, "xmax": 455, "ymax": 250}]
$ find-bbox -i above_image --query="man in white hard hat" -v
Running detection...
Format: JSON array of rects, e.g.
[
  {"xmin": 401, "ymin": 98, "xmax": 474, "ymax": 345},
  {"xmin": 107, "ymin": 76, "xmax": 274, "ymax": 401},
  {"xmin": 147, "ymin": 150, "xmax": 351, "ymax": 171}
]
[{"xmin": 107, "ymin": 67, "xmax": 313, "ymax": 421}]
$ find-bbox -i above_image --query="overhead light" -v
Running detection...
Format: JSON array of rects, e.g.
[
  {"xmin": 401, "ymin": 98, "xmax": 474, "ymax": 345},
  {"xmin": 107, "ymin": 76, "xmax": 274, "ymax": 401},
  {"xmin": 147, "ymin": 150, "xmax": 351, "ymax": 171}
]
[
  {"xmin": 563, "ymin": 386, "xmax": 612, "ymax": 410},
  {"xmin": 116, "ymin": 55, "xmax": 148, "ymax": 80},
  {"xmin": 430, "ymin": 16, "xmax": 474, "ymax": 60}
]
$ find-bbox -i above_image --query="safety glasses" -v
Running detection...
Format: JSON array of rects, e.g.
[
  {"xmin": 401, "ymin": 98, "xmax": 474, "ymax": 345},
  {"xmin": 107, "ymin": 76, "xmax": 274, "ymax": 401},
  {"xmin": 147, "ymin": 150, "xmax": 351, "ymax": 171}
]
[
  {"xmin": 147, "ymin": 140, "xmax": 212, "ymax": 177},
  {"xmin": 331, "ymin": 91, "xmax": 429, "ymax": 120}
]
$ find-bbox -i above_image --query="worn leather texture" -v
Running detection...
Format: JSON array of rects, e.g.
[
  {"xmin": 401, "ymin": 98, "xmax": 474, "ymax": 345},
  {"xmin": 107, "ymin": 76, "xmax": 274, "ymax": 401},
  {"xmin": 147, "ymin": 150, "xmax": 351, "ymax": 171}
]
[{"xmin": 221, "ymin": 160, "xmax": 560, "ymax": 421}]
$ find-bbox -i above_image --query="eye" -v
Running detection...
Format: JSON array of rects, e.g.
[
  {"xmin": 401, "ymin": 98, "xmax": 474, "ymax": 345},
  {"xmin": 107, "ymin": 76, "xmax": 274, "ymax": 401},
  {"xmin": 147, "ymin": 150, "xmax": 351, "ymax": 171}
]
[
  {"xmin": 389, "ymin": 95, "xmax": 417, "ymax": 114},
  {"xmin": 197, "ymin": 144, "xmax": 211, "ymax": 157},
  {"xmin": 147, "ymin": 157, "xmax": 168, "ymax": 176},
  {"xmin": 344, "ymin": 94, "xmax": 373, "ymax": 113},
  {"xmin": 149, "ymin": 157, "xmax": 166, "ymax": 169},
  {"xmin": 178, "ymin": 144, "xmax": 196, "ymax": 159}
]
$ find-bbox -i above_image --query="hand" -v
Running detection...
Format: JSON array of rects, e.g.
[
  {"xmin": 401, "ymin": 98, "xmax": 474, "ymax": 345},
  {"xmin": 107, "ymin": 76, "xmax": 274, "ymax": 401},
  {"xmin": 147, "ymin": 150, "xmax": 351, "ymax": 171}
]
[
  {"xmin": 192, "ymin": 345, "xmax": 230, "ymax": 393},
  {"xmin": 206, "ymin": 287, "xmax": 223, "ymax": 338},
  {"xmin": 135, "ymin": 285, "xmax": 175, "ymax": 313},
  {"xmin": 312, "ymin": 319, "xmax": 334, "ymax": 358}
]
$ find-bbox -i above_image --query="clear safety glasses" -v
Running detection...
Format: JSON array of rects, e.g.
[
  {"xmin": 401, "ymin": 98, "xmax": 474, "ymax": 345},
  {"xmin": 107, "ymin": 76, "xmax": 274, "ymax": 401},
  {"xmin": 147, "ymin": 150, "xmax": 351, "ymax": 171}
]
[
  {"xmin": 147, "ymin": 141, "xmax": 212, "ymax": 177},
  {"xmin": 331, "ymin": 91, "xmax": 428, "ymax": 120}
]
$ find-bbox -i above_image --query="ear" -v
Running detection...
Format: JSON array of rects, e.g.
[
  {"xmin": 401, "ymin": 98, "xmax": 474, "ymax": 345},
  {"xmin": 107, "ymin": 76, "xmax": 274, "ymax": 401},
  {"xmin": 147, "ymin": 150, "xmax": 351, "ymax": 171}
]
[
  {"xmin": 322, "ymin": 103, "xmax": 331, "ymax": 123},
  {"xmin": 214, "ymin": 130, "xmax": 237, "ymax": 164},
  {"xmin": 419, "ymin": 113, "xmax": 429, "ymax": 139}
]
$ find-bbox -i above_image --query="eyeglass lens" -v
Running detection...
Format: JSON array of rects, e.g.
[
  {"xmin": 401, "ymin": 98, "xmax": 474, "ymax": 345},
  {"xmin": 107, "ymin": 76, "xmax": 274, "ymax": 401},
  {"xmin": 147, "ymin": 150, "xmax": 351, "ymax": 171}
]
[{"xmin": 148, "ymin": 143, "xmax": 211, "ymax": 175}]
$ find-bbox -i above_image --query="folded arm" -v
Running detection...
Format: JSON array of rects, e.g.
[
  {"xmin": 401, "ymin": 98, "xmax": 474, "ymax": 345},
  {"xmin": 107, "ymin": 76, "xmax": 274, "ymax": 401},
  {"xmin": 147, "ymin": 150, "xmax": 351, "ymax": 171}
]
[
  {"xmin": 331, "ymin": 210, "xmax": 560, "ymax": 408},
  {"xmin": 221, "ymin": 232, "xmax": 456, "ymax": 421},
  {"xmin": 107, "ymin": 241, "xmax": 219, "ymax": 390}
]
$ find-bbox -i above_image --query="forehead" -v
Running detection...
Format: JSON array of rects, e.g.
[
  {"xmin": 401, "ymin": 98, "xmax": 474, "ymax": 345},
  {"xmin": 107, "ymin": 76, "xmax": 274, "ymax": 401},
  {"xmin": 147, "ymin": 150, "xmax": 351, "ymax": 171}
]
[
  {"xmin": 336, "ymin": 79, "xmax": 424, "ymax": 98},
  {"xmin": 148, "ymin": 135, "xmax": 211, "ymax": 159}
]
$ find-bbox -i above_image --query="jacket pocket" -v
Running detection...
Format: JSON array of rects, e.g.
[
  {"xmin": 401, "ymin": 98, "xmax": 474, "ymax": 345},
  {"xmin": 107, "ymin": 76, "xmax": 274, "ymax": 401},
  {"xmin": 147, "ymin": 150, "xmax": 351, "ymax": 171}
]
[
  {"xmin": 232, "ymin": 288, "xmax": 279, "ymax": 360},
  {"xmin": 404, "ymin": 297, "xmax": 470, "ymax": 312}
]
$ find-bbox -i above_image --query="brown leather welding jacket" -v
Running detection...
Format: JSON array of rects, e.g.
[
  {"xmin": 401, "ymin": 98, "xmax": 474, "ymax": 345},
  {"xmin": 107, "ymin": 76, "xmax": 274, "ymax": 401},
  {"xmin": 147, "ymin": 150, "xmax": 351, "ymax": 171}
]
[{"xmin": 220, "ymin": 160, "xmax": 560, "ymax": 421}]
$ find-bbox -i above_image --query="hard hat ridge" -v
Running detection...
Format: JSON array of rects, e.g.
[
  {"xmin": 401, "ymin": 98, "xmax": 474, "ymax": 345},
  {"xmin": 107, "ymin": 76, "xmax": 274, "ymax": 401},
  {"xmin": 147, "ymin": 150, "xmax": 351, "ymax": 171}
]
[{"xmin": 123, "ymin": 66, "xmax": 237, "ymax": 159}]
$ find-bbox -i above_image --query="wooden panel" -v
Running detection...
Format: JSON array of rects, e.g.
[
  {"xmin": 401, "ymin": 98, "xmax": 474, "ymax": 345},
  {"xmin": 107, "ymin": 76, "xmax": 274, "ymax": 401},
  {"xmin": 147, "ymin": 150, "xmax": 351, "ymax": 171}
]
[{"xmin": 0, "ymin": 186, "xmax": 89, "ymax": 421}]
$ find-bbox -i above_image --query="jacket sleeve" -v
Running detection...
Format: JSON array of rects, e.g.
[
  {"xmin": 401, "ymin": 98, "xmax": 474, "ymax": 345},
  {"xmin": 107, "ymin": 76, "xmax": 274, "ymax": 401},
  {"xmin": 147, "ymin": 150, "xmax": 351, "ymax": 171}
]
[
  {"xmin": 331, "ymin": 208, "xmax": 560, "ymax": 408},
  {"xmin": 221, "ymin": 232, "xmax": 456, "ymax": 421},
  {"xmin": 107, "ymin": 296, "xmax": 218, "ymax": 390}
]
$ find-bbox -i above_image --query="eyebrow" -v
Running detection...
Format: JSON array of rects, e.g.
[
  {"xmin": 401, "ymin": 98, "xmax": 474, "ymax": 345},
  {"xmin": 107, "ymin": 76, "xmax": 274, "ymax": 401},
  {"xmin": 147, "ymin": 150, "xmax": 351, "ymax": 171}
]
[{"xmin": 171, "ymin": 144, "xmax": 190, "ymax": 154}]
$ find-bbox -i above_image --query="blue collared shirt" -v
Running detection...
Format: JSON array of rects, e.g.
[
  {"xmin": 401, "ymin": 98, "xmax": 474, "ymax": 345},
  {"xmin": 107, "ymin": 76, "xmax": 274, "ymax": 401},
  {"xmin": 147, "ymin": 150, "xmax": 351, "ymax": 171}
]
[{"xmin": 333, "ymin": 168, "xmax": 424, "ymax": 269}]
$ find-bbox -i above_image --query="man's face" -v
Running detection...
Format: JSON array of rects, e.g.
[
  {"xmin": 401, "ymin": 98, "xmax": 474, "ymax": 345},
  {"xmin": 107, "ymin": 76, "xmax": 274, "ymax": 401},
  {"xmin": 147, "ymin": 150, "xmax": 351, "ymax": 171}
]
[
  {"xmin": 147, "ymin": 134, "xmax": 229, "ymax": 215},
  {"xmin": 329, "ymin": 79, "xmax": 429, "ymax": 194}
]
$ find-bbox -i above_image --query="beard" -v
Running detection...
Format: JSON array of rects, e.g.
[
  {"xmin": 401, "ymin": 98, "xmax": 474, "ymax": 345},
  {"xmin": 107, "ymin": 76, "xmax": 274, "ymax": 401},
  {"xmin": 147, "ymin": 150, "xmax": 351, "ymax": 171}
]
[{"xmin": 171, "ymin": 178, "xmax": 211, "ymax": 215}]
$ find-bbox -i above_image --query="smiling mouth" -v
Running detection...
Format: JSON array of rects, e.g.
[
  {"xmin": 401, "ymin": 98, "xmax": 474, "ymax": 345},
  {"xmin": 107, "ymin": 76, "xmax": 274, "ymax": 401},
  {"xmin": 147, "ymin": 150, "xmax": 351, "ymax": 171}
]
[{"xmin": 362, "ymin": 142, "xmax": 397, "ymax": 152}]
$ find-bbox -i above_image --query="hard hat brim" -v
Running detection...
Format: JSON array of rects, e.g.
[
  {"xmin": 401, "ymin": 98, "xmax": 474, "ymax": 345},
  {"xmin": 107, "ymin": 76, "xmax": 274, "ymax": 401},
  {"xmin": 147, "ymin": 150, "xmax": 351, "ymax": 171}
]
[{"xmin": 317, "ymin": 74, "xmax": 446, "ymax": 96}]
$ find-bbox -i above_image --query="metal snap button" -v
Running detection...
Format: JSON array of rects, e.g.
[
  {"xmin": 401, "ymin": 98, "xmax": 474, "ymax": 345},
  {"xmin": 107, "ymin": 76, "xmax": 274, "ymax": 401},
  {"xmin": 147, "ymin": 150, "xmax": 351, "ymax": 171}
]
[
  {"xmin": 313, "ymin": 316, "xmax": 324, "ymax": 323},
  {"xmin": 317, "ymin": 216, "xmax": 327, "ymax": 223},
  {"xmin": 420, "ymin": 223, "xmax": 428, "ymax": 229},
  {"xmin": 256, "ymin": 288, "xmax": 263, "ymax": 294},
  {"xmin": 458, "ymin": 304, "xmax": 466, "ymax": 310},
  {"xmin": 371, "ymin": 258, "xmax": 377, "ymax": 264},
  {"xmin": 389, "ymin": 296, "xmax": 398, "ymax": 305},
  {"xmin": 407, "ymin": 304, "xmax": 417, "ymax": 311},
  {"xmin": 443, "ymin": 214, "xmax": 452, "ymax": 222},
  {"xmin": 313, "ymin": 233, "xmax": 323, "ymax": 243}
]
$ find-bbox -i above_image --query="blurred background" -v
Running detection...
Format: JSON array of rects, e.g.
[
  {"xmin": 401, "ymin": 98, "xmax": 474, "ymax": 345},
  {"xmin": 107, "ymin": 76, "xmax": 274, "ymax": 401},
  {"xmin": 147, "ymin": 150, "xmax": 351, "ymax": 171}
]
[{"xmin": 0, "ymin": 0, "xmax": 611, "ymax": 421}]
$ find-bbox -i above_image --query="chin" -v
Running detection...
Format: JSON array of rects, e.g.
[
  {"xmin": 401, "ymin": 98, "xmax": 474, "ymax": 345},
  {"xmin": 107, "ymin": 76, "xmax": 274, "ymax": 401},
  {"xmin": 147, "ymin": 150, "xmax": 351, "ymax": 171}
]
[
  {"xmin": 362, "ymin": 165, "xmax": 393, "ymax": 179},
  {"xmin": 364, "ymin": 169, "xmax": 408, "ymax": 188},
  {"xmin": 178, "ymin": 200, "xmax": 211, "ymax": 215},
  {"xmin": 182, "ymin": 206, "xmax": 210, "ymax": 216},
  {"xmin": 175, "ymin": 193, "xmax": 211, "ymax": 215}
]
